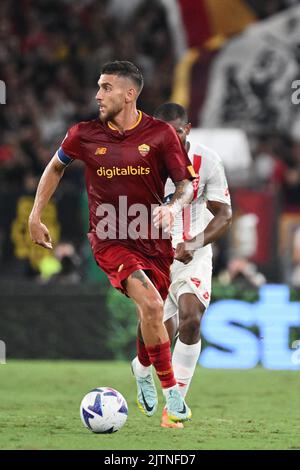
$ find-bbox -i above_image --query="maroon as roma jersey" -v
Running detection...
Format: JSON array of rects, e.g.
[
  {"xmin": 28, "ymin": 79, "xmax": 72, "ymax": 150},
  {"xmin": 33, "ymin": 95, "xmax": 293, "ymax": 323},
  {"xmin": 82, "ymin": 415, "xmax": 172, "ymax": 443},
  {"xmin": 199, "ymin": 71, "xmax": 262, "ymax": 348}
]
[{"xmin": 58, "ymin": 111, "xmax": 194, "ymax": 259}]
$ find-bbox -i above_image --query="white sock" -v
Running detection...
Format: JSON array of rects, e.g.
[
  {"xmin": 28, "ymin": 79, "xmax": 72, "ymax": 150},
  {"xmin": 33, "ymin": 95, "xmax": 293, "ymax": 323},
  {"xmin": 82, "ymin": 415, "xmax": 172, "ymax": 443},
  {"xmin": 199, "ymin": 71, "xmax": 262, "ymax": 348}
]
[
  {"xmin": 172, "ymin": 338, "xmax": 201, "ymax": 398},
  {"xmin": 134, "ymin": 356, "xmax": 152, "ymax": 377}
]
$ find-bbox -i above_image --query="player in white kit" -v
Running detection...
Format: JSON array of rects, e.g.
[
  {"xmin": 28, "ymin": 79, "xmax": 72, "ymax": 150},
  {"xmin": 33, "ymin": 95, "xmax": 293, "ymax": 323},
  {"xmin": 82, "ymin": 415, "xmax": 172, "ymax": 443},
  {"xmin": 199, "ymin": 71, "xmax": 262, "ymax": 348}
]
[
  {"xmin": 155, "ymin": 103, "xmax": 232, "ymax": 428},
  {"xmin": 131, "ymin": 103, "xmax": 232, "ymax": 428}
]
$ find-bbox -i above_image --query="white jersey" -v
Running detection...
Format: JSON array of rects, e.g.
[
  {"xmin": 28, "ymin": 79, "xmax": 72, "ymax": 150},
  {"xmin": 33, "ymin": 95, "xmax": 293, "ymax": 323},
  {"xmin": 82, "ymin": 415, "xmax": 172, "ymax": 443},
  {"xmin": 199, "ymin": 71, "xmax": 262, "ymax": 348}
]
[
  {"xmin": 163, "ymin": 142, "xmax": 231, "ymax": 318},
  {"xmin": 164, "ymin": 142, "xmax": 231, "ymax": 253}
]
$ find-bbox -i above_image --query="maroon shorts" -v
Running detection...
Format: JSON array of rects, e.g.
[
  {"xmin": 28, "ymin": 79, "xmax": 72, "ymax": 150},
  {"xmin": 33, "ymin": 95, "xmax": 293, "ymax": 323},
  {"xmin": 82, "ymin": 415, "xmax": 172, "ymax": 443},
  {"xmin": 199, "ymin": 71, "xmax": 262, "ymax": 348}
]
[{"xmin": 94, "ymin": 244, "xmax": 173, "ymax": 300}]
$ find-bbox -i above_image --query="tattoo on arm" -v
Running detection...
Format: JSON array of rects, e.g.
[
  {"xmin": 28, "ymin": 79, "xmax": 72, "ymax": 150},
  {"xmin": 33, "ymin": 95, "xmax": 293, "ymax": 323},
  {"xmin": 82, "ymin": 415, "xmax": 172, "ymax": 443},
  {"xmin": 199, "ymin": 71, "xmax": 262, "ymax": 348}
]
[
  {"xmin": 173, "ymin": 180, "xmax": 189, "ymax": 197},
  {"xmin": 168, "ymin": 179, "xmax": 193, "ymax": 215},
  {"xmin": 129, "ymin": 270, "xmax": 149, "ymax": 289}
]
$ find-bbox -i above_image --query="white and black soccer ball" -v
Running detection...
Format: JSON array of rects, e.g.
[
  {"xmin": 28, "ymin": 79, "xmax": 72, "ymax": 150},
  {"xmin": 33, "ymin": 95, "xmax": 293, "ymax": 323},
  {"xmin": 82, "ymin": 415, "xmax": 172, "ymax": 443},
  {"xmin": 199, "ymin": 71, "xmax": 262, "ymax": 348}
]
[{"xmin": 80, "ymin": 387, "xmax": 128, "ymax": 434}]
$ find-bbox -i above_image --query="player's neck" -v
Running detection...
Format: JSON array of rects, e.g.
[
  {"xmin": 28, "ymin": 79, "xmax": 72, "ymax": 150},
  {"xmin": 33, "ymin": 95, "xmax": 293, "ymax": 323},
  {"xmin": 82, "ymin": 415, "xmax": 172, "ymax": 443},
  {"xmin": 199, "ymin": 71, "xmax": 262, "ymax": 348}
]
[{"xmin": 108, "ymin": 106, "xmax": 140, "ymax": 134}]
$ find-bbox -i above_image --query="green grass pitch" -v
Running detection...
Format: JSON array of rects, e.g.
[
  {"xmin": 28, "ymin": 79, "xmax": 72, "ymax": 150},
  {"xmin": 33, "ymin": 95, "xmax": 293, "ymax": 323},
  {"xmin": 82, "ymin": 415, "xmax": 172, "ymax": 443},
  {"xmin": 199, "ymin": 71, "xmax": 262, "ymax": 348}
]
[{"xmin": 0, "ymin": 360, "xmax": 299, "ymax": 450}]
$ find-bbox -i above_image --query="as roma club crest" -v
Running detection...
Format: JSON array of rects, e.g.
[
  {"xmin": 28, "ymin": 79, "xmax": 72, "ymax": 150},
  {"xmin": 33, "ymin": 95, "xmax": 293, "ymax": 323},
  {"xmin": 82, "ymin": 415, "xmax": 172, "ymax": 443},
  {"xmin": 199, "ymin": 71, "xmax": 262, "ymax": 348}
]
[{"xmin": 138, "ymin": 144, "xmax": 150, "ymax": 157}]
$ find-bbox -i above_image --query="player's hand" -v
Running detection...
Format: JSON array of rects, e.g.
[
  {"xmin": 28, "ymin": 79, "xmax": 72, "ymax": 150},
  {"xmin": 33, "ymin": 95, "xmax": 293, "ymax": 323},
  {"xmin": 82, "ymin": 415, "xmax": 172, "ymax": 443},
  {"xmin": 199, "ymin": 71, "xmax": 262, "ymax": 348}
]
[
  {"xmin": 174, "ymin": 242, "xmax": 194, "ymax": 264},
  {"xmin": 28, "ymin": 217, "xmax": 53, "ymax": 250},
  {"xmin": 153, "ymin": 205, "xmax": 174, "ymax": 234}
]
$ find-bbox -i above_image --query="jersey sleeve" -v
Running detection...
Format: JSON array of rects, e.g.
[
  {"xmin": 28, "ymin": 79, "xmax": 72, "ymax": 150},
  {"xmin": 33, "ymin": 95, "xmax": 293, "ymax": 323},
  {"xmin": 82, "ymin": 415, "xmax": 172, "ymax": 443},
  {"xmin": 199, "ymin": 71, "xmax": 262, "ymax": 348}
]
[
  {"xmin": 161, "ymin": 125, "xmax": 195, "ymax": 182},
  {"xmin": 57, "ymin": 124, "xmax": 82, "ymax": 165},
  {"xmin": 206, "ymin": 157, "xmax": 231, "ymax": 205}
]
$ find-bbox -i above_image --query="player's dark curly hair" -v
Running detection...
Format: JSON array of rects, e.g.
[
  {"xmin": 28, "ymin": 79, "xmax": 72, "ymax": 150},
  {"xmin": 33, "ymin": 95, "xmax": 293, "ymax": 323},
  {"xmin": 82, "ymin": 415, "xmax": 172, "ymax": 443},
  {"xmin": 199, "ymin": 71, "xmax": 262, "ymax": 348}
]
[
  {"xmin": 101, "ymin": 61, "xmax": 144, "ymax": 95},
  {"xmin": 153, "ymin": 102, "xmax": 189, "ymax": 124}
]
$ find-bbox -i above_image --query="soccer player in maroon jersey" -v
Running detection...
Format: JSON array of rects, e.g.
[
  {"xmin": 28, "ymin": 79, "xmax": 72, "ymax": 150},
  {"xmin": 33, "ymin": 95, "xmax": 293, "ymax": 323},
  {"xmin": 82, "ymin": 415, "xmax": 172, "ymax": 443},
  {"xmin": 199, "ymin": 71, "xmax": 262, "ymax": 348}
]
[{"xmin": 28, "ymin": 61, "xmax": 194, "ymax": 424}]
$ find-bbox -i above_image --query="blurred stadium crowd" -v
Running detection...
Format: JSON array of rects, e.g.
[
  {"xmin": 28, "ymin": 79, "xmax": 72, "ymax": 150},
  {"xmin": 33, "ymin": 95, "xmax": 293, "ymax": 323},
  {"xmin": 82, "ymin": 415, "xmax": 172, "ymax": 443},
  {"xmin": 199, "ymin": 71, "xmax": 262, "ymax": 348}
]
[
  {"xmin": 1, "ymin": 0, "xmax": 300, "ymax": 288},
  {"xmin": 0, "ymin": 0, "xmax": 174, "ymax": 191}
]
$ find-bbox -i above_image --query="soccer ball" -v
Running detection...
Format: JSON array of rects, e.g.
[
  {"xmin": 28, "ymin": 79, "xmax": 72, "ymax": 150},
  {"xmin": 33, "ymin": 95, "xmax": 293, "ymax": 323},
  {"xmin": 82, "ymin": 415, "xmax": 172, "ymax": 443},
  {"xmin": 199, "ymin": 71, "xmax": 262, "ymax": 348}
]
[{"xmin": 80, "ymin": 387, "xmax": 128, "ymax": 434}]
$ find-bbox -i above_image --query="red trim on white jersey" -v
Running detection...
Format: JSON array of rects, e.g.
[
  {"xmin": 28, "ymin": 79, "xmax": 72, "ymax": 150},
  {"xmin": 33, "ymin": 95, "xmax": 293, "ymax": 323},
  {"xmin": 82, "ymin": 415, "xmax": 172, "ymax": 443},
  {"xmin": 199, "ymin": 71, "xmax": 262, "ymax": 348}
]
[
  {"xmin": 182, "ymin": 154, "xmax": 202, "ymax": 240},
  {"xmin": 182, "ymin": 205, "xmax": 192, "ymax": 241},
  {"xmin": 192, "ymin": 154, "xmax": 202, "ymax": 200}
]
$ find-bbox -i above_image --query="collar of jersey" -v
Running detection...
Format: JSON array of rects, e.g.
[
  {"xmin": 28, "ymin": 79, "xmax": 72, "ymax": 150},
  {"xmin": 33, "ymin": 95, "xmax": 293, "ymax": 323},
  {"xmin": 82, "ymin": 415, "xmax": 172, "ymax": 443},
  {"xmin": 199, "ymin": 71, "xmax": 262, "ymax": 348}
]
[{"xmin": 107, "ymin": 110, "xmax": 142, "ymax": 132}]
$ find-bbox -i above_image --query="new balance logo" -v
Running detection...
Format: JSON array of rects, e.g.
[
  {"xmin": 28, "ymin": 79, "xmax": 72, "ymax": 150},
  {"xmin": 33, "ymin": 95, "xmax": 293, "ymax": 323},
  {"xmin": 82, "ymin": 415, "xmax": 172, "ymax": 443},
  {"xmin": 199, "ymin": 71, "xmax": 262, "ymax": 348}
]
[
  {"xmin": 191, "ymin": 278, "xmax": 201, "ymax": 288},
  {"xmin": 95, "ymin": 147, "xmax": 107, "ymax": 155},
  {"xmin": 157, "ymin": 368, "xmax": 173, "ymax": 376},
  {"xmin": 177, "ymin": 382, "xmax": 186, "ymax": 388}
]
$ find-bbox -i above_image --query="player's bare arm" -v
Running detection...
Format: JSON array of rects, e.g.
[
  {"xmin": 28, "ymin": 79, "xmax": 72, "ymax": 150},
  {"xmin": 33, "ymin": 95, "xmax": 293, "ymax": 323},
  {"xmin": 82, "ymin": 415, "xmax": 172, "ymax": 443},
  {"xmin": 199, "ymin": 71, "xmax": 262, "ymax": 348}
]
[
  {"xmin": 182, "ymin": 200, "xmax": 232, "ymax": 254},
  {"xmin": 28, "ymin": 152, "xmax": 66, "ymax": 249},
  {"xmin": 202, "ymin": 200, "xmax": 232, "ymax": 245},
  {"xmin": 153, "ymin": 179, "xmax": 193, "ymax": 233}
]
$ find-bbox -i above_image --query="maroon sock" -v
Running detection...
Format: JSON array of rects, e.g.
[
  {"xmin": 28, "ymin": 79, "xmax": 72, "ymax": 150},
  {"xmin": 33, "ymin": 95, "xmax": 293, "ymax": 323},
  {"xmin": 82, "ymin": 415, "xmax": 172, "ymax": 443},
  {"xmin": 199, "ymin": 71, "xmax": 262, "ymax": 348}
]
[
  {"xmin": 137, "ymin": 338, "xmax": 151, "ymax": 367},
  {"xmin": 146, "ymin": 341, "xmax": 176, "ymax": 389}
]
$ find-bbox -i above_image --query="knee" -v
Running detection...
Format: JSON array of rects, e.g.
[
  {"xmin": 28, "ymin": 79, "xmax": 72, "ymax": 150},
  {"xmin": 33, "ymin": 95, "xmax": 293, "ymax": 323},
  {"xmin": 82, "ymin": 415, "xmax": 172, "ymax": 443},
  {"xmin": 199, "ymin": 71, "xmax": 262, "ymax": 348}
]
[
  {"xmin": 179, "ymin": 308, "xmax": 203, "ymax": 338},
  {"xmin": 140, "ymin": 297, "xmax": 164, "ymax": 325}
]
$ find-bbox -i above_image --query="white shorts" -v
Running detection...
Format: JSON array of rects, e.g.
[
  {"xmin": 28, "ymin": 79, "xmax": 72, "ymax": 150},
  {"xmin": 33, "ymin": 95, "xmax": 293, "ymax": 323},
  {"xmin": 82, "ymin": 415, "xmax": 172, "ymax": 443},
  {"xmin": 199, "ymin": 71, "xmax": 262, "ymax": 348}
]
[{"xmin": 163, "ymin": 247, "xmax": 212, "ymax": 322}]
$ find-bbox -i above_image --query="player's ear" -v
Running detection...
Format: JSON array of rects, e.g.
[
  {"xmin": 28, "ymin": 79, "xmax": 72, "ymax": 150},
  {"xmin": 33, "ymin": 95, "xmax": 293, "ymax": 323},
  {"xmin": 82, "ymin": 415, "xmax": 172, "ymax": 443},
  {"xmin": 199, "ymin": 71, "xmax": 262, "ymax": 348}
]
[
  {"xmin": 185, "ymin": 123, "xmax": 192, "ymax": 135},
  {"xmin": 125, "ymin": 87, "xmax": 136, "ymax": 103}
]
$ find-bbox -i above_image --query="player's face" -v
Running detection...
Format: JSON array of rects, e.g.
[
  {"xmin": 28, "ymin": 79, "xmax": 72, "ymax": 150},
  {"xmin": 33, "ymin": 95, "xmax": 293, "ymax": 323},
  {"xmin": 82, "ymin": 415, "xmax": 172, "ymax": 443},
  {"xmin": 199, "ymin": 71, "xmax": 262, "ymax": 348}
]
[
  {"xmin": 168, "ymin": 118, "xmax": 191, "ymax": 147},
  {"xmin": 95, "ymin": 74, "xmax": 134, "ymax": 122}
]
